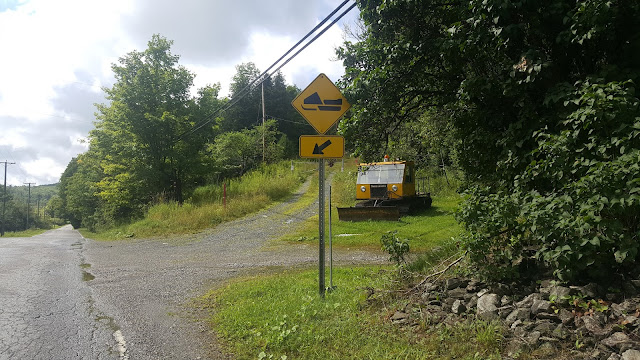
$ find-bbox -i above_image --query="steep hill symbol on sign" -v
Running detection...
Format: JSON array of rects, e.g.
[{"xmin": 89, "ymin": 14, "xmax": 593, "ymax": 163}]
[{"xmin": 302, "ymin": 92, "xmax": 343, "ymax": 112}]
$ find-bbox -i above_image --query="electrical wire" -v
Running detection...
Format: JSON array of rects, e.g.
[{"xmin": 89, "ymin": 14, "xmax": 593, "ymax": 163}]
[{"xmin": 178, "ymin": 0, "xmax": 357, "ymax": 141}]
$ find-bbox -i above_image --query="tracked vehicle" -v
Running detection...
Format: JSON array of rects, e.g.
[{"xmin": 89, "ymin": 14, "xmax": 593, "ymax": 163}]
[{"xmin": 337, "ymin": 159, "xmax": 431, "ymax": 221}]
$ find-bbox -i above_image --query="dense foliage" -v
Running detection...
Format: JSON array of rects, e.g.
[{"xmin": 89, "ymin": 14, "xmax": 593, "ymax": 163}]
[
  {"xmin": 58, "ymin": 35, "xmax": 310, "ymax": 231},
  {"xmin": 338, "ymin": 0, "xmax": 640, "ymax": 281},
  {"xmin": 0, "ymin": 184, "xmax": 59, "ymax": 233}
]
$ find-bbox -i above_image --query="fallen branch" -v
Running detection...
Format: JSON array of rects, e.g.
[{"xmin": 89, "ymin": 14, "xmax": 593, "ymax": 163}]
[{"xmin": 407, "ymin": 250, "xmax": 468, "ymax": 294}]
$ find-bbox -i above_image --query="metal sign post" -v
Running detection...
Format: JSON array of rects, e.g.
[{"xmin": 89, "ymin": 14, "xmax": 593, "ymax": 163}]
[
  {"xmin": 318, "ymin": 159, "xmax": 326, "ymax": 297},
  {"xmin": 292, "ymin": 73, "xmax": 350, "ymax": 297}
]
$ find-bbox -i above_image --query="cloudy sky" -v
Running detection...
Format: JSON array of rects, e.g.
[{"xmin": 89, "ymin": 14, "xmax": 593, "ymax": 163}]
[{"xmin": 0, "ymin": 0, "xmax": 358, "ymax": 186}]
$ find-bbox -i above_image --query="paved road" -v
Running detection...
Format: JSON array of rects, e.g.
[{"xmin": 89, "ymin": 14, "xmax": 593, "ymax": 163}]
[
  {"xmin": 0, "ymin": 226, "xmax": 122, "ymax": 360},
  {"xmin": 0, "ymin": 180, "xmax": 385, "ymax": 359}
]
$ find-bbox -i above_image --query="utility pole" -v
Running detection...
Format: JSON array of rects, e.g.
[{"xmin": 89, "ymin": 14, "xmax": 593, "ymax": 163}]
[
  {"xmin": 1, "ymin": 161, "xmax": 15, "ymax": 237},
  {"xmin": 24, "ymin": 182, "xmax": 35, "ymax": 230},
  {"xmin": 262, "ymin": 82, "xmax": 266, "ymax": 162}
]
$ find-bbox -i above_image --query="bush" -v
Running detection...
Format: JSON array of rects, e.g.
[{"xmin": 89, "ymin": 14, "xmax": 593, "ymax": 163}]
[{"xmin": 458, "ymin": 80, "xmax": 640, "ymax": 282}]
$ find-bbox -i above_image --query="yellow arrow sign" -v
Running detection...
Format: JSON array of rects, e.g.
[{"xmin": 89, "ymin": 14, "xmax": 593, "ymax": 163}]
[
  {"xmin": 292, "ymin": 74, "xmax": 350, "ymax": 134},
  {"xmin": 299, "ymin": 135, "xmax": 345, "ymax": 159}
]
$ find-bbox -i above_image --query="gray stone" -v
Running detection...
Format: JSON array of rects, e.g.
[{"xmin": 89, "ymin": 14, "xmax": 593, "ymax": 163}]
[
  {"xmin": 451, "ymin": 299, "xmax": 467, "ymax": 315},
  {"xmin": 534, "ymin": 320, "xmax": 556, "ymax": 335},
  {"xmin": 539, "ymin": 280, "xmax": 554, "ymax": 295},
  {"xmin": 582, "ymin": 316, "xmax": 613, "ymax": 339},
  {"xmin": 501, "ymin": 295, "xmax": 511, "ymax": 306},
  {"xmin": 622, "ymin": 349, "xmax": 640, "ymax": 360},
  {"xmin": 552, "ymin": 323, "xmax": 569, "ymax": 340},
  {"xmin": 621, "ymin": 315, "xmax": 639, "ymax": 327},
  {"xmin": 525, "ymin": 330, "xmax": 542, "ymax": 345},
  {"xmin": 446, "ymin": 278, "xmax": 465, "ymax": 290},
  {"xmin": 559, "ymin": 308, "xmax": 574, "ymax": 325},
  {"xmin": 550, "ymin": 285, "xmax": 571, "ymax": 305},
  {"xmin": 536, "ymin": 312, "xmax": 561, "ymax": 322},
  {"xmin": 477, "ymin": 293, "xmax": 499, "ymax": 321},
  {"xmin": 422, "ymin": 281, "xmax": 438, "ymax": 292},
  {"xmin": 477, "ymin": 288, "xmax": 489, "ymax": 297},
  {"xmin": 492, "ymin": 283, "xmax": 512, "ymax": 296},
  {"xmin": 443, "ymin": 297, "xmax": 457, "ymax": 307},
  {"xmin": 612, "ymin": 300, "xmax": 637, "ymax": 316},
  {"xmin": 602, "ymin": 332, "xmax": 633, "ymax": 349},
  {"xmin": 466, "ymin": 296, "xmax": 478, "ymax": 309},
  {"xmin": 391, "ymin": 311, "xmax": 410, "ymax": 323},
  {"xmin": 608, "ymin": 353, "xmax": 622, "ymax": 360},
  {"xmin": 448, "ymin": 287, "xmax": 468, "ymax": 299},
  {"xmin": 593, "ymin": 311, "xmax": 607, "ymax": 325},
  {"xmin": 516, "ymin": 293, "xmax": 541, "ymax": 308},
  {"xmin": 506, "ymin": 308, "xmax": 531, "ymax": 326},
  {"xmin": 466, "ymin": 282, "xmax": 478, "ymax": 293},
  {"xmin": 510, "ymin": 319, "xmax": 523, "ymax": 329},
  {"xmin": 531, "ymin": 299, "xmax": 552, "ymax": 315}
]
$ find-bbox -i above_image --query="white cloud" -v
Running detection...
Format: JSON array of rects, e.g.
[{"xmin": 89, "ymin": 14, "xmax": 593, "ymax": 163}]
[{"xmin": 0, "ymin": 0, "xmax": 358, "ymax": 185}]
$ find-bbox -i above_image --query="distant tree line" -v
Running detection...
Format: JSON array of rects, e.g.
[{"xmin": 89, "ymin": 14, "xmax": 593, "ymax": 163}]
[
  {"xmin": 1, "ymin": 184, "xmax": 61, "ymax": 233},
  {"xmin": 58, "ymin": 35, "xmax": 314, "ymax": 231}
]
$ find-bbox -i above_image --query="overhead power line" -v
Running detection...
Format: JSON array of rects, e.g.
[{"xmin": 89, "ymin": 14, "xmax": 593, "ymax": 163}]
[{"xmin": 178, "ymin": 0, "xmax": 357, "ymax": 141}]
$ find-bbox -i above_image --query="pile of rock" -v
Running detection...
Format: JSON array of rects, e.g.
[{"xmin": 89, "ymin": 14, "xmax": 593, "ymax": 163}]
[{"xmin": 391, "ymin": 277, "xmax": 640, "ymax": 359}]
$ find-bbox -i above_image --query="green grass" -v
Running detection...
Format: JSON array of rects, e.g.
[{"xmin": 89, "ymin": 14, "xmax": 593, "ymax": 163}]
[
  {"xmin": 81, "ymin": 161, "xmax": 315, "ymax": 241},
  {"xmin": 1, "ymin": 228, "xmax": 52, "ymax": 237},
  {"xmin": 201, "ymin": 266, "xmax": 503, "ymax": 360},
  {"xmin": 280, "ymin": 163, "xmax": 463, "ymax": 252}
]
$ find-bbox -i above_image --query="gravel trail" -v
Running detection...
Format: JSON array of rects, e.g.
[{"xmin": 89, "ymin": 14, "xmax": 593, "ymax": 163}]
[{"xmin": 83, "ymin": 176, "xmax": 386, "ymax": 359}]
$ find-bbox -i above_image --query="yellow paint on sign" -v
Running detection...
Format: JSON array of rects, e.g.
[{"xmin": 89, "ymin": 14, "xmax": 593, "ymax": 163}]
[
  {"xmin": 291, "ymin": 73, "xmax": 350, "ymax": 134},
  {"xmin": 299, "ymin": 135, "xmax": 345, "ymax": 159}
]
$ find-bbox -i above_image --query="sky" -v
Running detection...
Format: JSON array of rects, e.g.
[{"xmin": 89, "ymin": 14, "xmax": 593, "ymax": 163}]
[{"xmin": 0, "ymin": 0, "xmax": 359, "ymax": 186}]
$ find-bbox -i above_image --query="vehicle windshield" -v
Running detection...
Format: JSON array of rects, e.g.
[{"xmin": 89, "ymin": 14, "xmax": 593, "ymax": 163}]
[{"xmin": 357, "ymin": 164, "xmax": 405, "ymax": 184}]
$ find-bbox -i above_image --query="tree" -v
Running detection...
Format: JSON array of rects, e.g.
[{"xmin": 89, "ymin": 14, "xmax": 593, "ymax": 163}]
[
  {"xmin": 209, "ymin": 119, "xmax": 285, "ymax": 178},
  {"xmin": 338, "ymin": 0, "xmax": 640, "ymax": 281},
  {"xmin": 92, "ymin": 34, "xmax": 215, "ymax": 212},
  {"xmin": 222, "ymin": 62, "xmax": 263, "ymax": 132},
  {"xmin": 222, "ymin": 64, "xmax": 313, "ymax": 144}
]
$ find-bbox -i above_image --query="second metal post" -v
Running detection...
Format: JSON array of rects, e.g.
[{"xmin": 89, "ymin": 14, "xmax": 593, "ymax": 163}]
[{"xmin": 318, "ymin": 159, "xmax": 325, "ymax": 297}]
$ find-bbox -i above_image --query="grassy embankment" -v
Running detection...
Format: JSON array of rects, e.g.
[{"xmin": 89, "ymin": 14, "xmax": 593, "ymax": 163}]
[
  {"xmin": 81, "ymin": 161, "xmax": 315, "ymax": 241},
  {"xmin": 200, "ymin": 162, "xmax": 503, "ymax": 359},
  {"xmin": 1, "ymin": 228, "xmax": 51, "ymax": 237}
]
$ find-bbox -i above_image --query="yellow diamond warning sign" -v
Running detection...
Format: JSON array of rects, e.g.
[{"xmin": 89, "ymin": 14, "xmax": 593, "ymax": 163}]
[{"xmin": 292, "ymin": 73, "xmax": 350, "ymax": 134}]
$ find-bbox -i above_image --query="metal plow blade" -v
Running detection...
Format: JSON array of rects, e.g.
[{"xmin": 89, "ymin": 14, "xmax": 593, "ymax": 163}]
[{"xmin": 337, "ymin": 206, "xmax": 401, "ymax": 222}]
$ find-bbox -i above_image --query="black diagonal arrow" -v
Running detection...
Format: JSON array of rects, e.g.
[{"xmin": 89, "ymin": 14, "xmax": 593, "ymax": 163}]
[{"xmin": 312, "ymin": 140, "xmax": 332, "ymax": 155}]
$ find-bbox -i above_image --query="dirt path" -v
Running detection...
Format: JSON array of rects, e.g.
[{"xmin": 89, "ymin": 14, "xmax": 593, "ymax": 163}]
[{"xmin": 82, "ymin": 176, "xmax": 386, "ymax": 359}]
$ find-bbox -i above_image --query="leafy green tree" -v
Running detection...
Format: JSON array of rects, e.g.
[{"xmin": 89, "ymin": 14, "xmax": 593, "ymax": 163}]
[
  {"xmin": 222, "ymin": 62, "xmax": 263, "ymax": 132},
  {"xmin": 222, "ymin": 63, "xmax": 313, "ymax": 144},
  {"xmin": 93, "ymin": 34, "xmax": 215, "ymax": 212},
  {"xmin": 339, "ymin": 0, "xmax": 640, "ymax": 281},
  {"xmin": 58, "ymin": 154, "xmax": 103, "ymax": 229},
  {"xmin": 210, "ymin": 119, "xmax": 285, "ymax": 178}
]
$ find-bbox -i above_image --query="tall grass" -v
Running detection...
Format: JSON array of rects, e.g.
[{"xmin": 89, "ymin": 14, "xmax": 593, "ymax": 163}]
[{"xmin": 84, "ymin": 161, "xmax": 314, "ymax": 240}]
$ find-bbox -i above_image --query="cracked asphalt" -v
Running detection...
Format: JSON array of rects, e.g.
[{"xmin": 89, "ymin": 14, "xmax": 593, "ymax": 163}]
[
  {"xmin": 0, "ymin": 227, "xmax": 120, "ymax": 360},
  {"xmin": 0, "ymin": 177, "xmax": 385, "ymax": 359}
]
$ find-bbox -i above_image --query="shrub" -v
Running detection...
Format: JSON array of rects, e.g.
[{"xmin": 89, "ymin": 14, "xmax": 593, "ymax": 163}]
[{"xmin": 458, "ymin": 80, "xmax": 640, "ymax": 282}]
